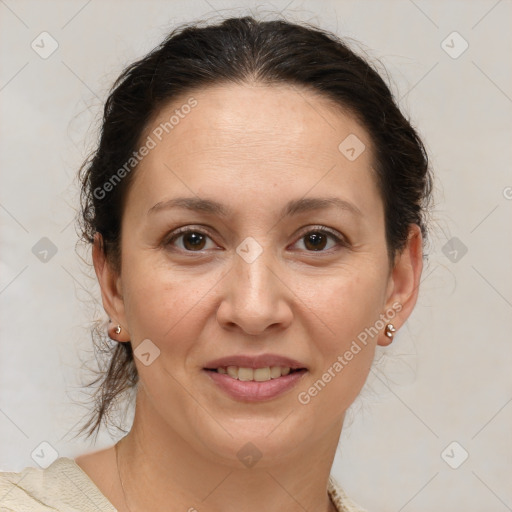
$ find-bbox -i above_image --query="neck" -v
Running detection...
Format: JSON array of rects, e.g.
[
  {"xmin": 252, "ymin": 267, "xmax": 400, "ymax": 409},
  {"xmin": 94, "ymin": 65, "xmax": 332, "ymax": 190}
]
[{"xmin": 115, "ymin": 390, "xmax": 343, "ymax": 512}]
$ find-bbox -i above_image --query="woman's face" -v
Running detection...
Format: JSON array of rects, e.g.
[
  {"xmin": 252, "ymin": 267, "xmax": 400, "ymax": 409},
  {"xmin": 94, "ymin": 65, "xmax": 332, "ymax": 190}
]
[{"xmin": 97, "ymin": 82, "xmax": 421, "ymax": 465}]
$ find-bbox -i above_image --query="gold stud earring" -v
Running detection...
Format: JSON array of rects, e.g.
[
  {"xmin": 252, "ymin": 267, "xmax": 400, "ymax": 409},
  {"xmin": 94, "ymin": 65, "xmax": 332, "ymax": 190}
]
[
  {"xmin": 115, "ymin": 325, "xmax": 122, "ymax": 335},
  {"xmin": 384, "ymin": 323, "xmax": 396, "ymax": 339}
]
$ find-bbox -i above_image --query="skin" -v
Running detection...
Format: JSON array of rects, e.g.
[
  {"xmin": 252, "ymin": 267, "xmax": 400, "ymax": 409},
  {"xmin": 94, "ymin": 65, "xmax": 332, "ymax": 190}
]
[{"xmin": 75, "ymin": 82, "xmax": 423, "ymax": 512}]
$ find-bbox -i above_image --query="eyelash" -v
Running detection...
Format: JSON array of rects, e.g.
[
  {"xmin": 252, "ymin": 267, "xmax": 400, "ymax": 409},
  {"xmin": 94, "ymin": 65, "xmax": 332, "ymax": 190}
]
[{"xmin": 163, "ymin": 225, "xmax": 349, "ymax": 254}]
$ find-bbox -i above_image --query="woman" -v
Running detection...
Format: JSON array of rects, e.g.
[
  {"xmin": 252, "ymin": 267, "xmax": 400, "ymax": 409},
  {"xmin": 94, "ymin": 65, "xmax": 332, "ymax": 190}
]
[{"xmin": 0, "ymin": 15, "xmax": 430, "ymax": 512}]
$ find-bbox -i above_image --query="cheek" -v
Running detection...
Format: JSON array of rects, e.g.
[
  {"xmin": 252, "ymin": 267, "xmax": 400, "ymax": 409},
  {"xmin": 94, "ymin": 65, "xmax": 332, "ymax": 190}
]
[
  {"xmin": 119, "ymin": 255, "xmax": 217, "ymax": 409},
  {"xmin": 298, "ymin": 265, "xmax": 385, "ymax": 405},
  {"xmin": 304, "ymin": 263, "xmax": 385, "ymax": 347},
  {"xmin": 120, "ymin": 249, "xmax": 224, "ymax": 348}
]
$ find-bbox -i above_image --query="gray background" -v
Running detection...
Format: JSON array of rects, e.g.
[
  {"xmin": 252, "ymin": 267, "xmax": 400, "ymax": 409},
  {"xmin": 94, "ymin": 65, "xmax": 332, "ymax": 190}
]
[{"xmin": 1, "ymin": 1, "xmax": 511, "ymax": 511}]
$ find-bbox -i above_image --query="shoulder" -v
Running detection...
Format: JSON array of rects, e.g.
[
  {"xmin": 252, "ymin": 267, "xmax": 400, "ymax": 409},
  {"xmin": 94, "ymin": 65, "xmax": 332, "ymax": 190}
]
[
  {"xmin": 0, "ymin": 457, "xmax": 116, "ymax": 512},
  {"xmin": 328, "ymin": 475, "xmax": 369, "ymax": 512}
]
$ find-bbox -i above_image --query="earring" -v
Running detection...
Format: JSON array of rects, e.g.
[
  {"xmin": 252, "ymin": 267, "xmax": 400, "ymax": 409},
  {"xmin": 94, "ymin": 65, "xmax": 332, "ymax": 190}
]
[
  {"xmin": 384, "ymin": 323, "xmax": 396, "ymax": 339},
  {"xmin": 115, "ymin": 325, "xmax": 122, "ymax": 335}
]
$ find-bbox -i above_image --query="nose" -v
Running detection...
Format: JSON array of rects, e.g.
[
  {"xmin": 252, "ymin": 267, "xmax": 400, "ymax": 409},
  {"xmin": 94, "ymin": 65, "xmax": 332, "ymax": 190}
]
[{"xmin": 216, "ymin": 246, "xmax": 293, "ymax": 336}]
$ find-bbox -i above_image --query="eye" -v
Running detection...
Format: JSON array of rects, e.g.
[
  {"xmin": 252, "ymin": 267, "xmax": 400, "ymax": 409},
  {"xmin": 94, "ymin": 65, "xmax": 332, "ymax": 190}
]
[
  {"xmin": 164, "ymin": 225, "xmax": 348, "ymax": 254},
  {"xmin": 165, "ymin": 228, "xmax": 217, "ymax": 252},
  {"xmin": 292, "ymin": 226, "xmax": 348, "ymax": 252}
]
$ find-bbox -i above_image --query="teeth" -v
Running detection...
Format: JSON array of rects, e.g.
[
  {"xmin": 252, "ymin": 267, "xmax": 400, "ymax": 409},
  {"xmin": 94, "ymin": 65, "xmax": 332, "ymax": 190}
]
[
  {"xmin": 218, "ymin": 366, "xmax": 294, "ymax": 381},
  {"xmin": 270, "ymin": 366, "xmax": 282, "ymax": 379}
]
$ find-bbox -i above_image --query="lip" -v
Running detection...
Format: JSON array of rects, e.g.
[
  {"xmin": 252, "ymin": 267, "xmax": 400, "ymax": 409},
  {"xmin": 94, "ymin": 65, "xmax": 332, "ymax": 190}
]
[
  {"xmin": 203, "ymin": 353, "xmax": 307, "ymax": 370},
  {"xmin": 204, "ymin": 368, "xmax": 308, "ymax": 402}
]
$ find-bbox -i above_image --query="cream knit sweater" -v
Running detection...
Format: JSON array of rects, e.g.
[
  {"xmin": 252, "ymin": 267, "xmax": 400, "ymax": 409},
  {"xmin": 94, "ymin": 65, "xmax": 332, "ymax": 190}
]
[{"xmin": 0, "ymin": 457, "xmax": 368, "ymax": 511}]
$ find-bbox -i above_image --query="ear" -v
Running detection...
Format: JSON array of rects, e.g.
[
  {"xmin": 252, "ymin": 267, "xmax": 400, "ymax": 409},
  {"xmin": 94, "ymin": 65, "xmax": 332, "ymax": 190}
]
[
  {"xmin": 378, "ymin": 224, "xmax": 424, "ymax": 347},
  {"xmin": 92, "ymin": 233, "xmax": 130, "ymax": 342}
]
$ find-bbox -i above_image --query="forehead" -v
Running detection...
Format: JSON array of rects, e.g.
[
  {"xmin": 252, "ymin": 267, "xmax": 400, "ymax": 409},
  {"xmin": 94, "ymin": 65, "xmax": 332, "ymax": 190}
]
[
  {"xmin": 145, "ymin": 82, "xmax": 368, "ymax": 161},
  {"xmin": 129, "ymin": 82, "xmax": 379, "ymax": 217}
]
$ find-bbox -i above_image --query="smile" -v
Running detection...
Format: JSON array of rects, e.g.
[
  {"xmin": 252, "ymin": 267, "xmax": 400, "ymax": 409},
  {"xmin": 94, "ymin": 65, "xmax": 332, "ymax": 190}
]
[{"xmin": 203, "ymin": 367, "xmax": 308, "ymax": 402}]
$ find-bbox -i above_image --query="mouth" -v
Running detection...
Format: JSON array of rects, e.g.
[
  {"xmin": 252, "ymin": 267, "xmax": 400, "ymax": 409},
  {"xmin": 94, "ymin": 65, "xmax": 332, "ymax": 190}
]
[
  {"xmin": 203, "ymin": 366, "xmax": 308, "ymax": 402},
  {"xmin": 204, "ymin": 366, "xmax": 307, "ymax": 382}
]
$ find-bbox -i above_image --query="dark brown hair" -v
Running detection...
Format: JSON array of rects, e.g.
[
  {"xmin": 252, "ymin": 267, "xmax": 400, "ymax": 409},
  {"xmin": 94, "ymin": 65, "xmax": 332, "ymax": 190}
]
[{"xmin": 76, "ymin": 15, "xmax": 433, "ymax": 440}]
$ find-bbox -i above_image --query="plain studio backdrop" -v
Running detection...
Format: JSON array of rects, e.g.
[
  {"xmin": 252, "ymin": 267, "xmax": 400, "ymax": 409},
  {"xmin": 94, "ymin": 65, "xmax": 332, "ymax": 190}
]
[{"xmin": 0, "ymin": 1, "xmax": 511, "ymax": 511}]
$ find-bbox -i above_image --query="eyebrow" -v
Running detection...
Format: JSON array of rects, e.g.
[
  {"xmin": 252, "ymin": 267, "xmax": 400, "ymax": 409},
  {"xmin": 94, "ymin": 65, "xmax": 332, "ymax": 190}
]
[{"xmin": 147, "ymin": 196, "xmax": 362, "ymax": 218}]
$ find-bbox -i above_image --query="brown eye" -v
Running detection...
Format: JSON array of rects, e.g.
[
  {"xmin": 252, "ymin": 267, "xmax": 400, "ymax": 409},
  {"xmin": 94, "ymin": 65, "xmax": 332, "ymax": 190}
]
[
  {"xmin": 293, "ymin": 227, "xmax": 346, "ymax": 252},
  {"xmin": 166, "ymin": 229, "xmax": 216, "ymax": 252},
  {"xmin": 181, "ymin": 232, "xmax": 207, "ymax": 250},
  {"xmin": 303, "ymin": 232, "xmax": 329, "ymax": 251}
]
